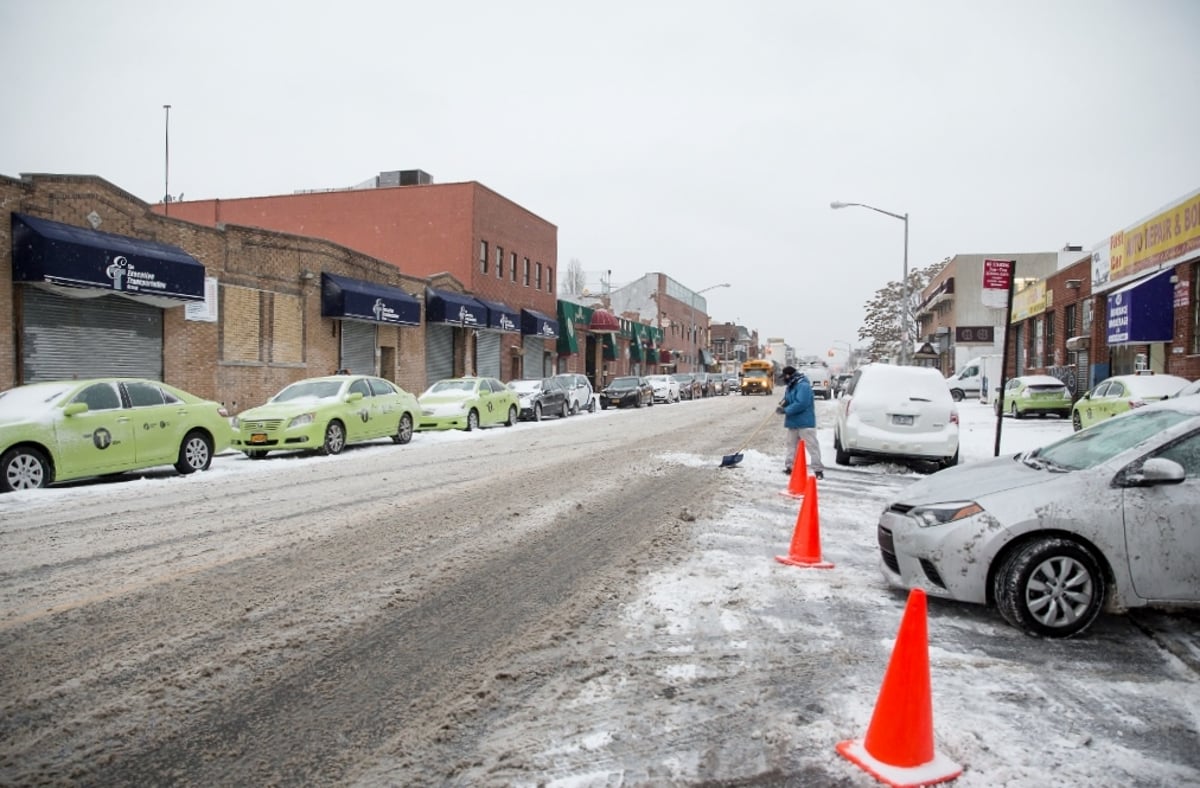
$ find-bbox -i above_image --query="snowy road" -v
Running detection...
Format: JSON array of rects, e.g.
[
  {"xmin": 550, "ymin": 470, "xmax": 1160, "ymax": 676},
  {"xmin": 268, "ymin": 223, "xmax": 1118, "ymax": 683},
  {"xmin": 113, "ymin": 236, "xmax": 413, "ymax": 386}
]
[{"xmin": 1, "ymin": 395, "xmax": 1198, "ymax": 786}]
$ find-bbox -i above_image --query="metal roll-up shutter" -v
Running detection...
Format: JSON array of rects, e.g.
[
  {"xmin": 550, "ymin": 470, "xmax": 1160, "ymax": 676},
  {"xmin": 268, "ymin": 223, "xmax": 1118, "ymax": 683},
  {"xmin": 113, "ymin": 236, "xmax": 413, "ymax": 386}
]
[
  {"xmin": 340, "ymin": 321, "xmax": 377, "ymax": 375},
  {"xmin": 425, "ymin": 324, "xmax": 454, "ymax": 383},
  {"xmin": 22, "ymin": 287, "xmax": 163, "ymax": 382},
  {"xmin": 523, "ymin": 335, "xmax": 547, "ymax": 377},
  {"xmin": 476, "ymin": 331, "xmax": 501, "ymax": 379}
]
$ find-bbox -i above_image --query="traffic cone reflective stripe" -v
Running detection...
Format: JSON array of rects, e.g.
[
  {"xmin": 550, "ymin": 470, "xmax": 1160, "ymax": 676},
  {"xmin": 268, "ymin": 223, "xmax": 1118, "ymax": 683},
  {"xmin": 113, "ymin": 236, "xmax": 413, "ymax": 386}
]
[
  {"xmin": 836, "ymin": 588, "xmax": 962, "ymax": 787},
  {"xmin": 774, "ymin": 475, "xmax": 833, "ymax": 569},
  {"xmin": 780, "ymin": 439, "xmax": 809, "ymax": 498}
]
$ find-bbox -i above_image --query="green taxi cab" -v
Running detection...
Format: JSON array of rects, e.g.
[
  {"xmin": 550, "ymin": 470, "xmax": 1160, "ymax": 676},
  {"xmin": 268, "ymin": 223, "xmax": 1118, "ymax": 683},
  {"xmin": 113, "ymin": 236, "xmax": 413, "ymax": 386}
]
[
  {"xmin": 417, "ymin": 377, "xmax": 519, "ymax": 431},
  {"xmin": 1070, "ymin": 372, "xmax": 1190, "ymax": 431},
  {"xmin": 0, "ymin": 378, "xmax": 231, "ymax": 492},
  {"xmin": 995, "ymin": 375, "xmax": 1073, "ymax": 419},
  {"xmin": 232, "ymin": 374, "xmax": 420, "ymax": 458}
]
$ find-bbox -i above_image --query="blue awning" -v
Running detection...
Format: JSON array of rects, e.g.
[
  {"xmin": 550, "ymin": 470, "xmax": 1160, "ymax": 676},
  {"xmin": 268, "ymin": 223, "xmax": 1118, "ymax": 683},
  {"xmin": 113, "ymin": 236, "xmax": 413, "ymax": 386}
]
[
  {"xmin": 1106, "ymin": 269, "xmax": 1174, "ymax": 345},
  {"xmin": 321, "ymin": 272, "xmax": 420, "ymax": 326},
  {"xmin": 475, "ymin": 297, "xmax": 520, "ymax": 332},
  {"xmin": 11, "ymin": 212, "xmax": 205, "ymax": 304},
  {"xmin": 425, "ymin": 288, "xmax": 486, "ymax": 326},
  {"xmin": 521, "ymin": 308, "xmax": 558, "ymax": 339}
]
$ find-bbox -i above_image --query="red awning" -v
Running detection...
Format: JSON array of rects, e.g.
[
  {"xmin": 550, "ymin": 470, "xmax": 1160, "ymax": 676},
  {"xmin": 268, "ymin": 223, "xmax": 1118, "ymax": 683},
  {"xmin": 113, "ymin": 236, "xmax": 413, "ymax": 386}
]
[
  {"xmin": 659, "ymin": 349, "xmax": 673, "ymax": 364},
  {"xmin": 588, "ymin": 309, "xmax": 621, "ymax": 334}
]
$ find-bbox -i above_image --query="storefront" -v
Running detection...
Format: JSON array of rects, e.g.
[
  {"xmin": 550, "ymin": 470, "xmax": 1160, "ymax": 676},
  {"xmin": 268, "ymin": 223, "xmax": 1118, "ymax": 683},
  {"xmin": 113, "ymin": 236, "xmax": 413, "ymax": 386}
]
[
  {"xmin": 520, "ymin": 308, "xmax": 558, "ymax": 379},
  {"xmin": 320, "ymin": 272, "xmax": 421, "ymax": 375},
  {"xmin": 11, "ymin": 212, "xmax": 206, "ymax": 382},
  {"xmin": 474, "ymin": 297, "xmax": 521, "ymax": 380},
  {"xmin": 425, "ymin": 287, "xmax": 486, "ymax": 383}
]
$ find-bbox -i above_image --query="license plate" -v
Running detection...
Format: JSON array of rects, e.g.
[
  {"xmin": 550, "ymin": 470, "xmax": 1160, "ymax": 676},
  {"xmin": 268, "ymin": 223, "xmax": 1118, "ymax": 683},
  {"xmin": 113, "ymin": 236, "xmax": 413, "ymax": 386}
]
[
  {"xmin": 250, "ymin": 433, "xmax": 268, "ymax": 444},
  {"xmin": 892, "ymin": 414, "xmax": 914, "ymax": 426}
]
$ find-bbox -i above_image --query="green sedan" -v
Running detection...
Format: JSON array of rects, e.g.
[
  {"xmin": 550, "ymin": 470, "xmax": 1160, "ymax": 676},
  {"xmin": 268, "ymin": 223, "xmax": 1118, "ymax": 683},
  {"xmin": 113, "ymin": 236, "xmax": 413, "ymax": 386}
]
[
  {"xmin": 232, "ymin": 374, "xmax": 420, "ymax": 458},
  {"xmin": 0, "ymin": 378, "xmax": 232, "ymax": 492},
  {"xmin": 995, "ymin": 375, "xmax": 1073, "ymax": 419},
  {"xmin": 416, "ymin": 377, "xmax": 519, "ymax": 431},
  {"xmin": 1070, "ymin": 372, "xmax": 1191, "ymax": 431}
]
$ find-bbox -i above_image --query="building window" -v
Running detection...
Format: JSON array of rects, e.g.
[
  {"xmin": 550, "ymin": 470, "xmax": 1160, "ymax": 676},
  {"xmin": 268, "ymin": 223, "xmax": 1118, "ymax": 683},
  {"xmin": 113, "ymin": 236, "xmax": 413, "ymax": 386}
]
[
  {"xmin": 523, "ymin": 258, "xmax": 531, "ymax": 287},
  {"xmin": 495, "ymin": 246, "xmax": 503, "ymax": 278},
  {"xmin": 511, "ymin": 252, "xmax": 518, "ymax": 282},
  {"xmin": 546, "ymin": 265, "xmax": 554, "ymax": 294},
  {"xmin": 480, "ymin": 241, "xmax": 489, "ymax": 274},
  {"xmin": 535, "ymin": 262, "xmax": 543, "ymax": 290},
  {"xmin": 1064, "ymin": 303, "xmax": 1077, "ymax": 339},
  {"xmin": 497, "ymin": 250, "xmax": 504, "ymax": 279}
]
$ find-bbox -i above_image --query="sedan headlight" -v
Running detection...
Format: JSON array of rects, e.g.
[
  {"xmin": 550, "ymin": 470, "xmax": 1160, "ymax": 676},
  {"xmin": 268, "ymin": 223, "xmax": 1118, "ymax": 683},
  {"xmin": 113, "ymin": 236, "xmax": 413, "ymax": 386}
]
[
  {"xmin": 288, "ymin": 412, "xmax": 315, "ymax": 429},
  {"xmin": 908, "ymin": 501, "xmax": 984, "ymax": 527}
]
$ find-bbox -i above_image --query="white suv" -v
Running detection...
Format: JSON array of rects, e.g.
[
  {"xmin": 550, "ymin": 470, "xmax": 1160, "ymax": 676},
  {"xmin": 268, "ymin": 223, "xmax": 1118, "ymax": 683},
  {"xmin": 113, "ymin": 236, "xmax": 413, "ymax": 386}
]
[
  {"xmin": 552, "ymin": 373, "xmax": 596, "ymax": 414},
  {"xmin": 834, "ymin": 363, "xmax": 959, "ymax": 469}
]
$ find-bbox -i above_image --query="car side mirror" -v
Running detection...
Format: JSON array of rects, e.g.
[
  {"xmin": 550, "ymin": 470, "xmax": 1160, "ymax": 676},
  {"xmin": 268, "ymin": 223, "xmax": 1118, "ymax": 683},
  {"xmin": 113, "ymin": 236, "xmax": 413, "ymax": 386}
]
[
  {"xmin": 346, "ymin": 392, "xmax": 364, "ymax": 403},
  {"xmin": 63, "ymin": 402, "xmax": 89, "ymax": 417},
  {"xmin": 1120, "ymin": 457, "xmax": 1186, "ymax": 487}
]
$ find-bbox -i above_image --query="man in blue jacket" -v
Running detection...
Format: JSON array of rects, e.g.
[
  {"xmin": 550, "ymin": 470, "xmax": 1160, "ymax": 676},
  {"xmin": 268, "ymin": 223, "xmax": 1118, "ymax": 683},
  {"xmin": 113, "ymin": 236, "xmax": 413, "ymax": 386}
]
[{"xmin": 777, "ymin": 365, "xmax": 825, "ymax": 480}]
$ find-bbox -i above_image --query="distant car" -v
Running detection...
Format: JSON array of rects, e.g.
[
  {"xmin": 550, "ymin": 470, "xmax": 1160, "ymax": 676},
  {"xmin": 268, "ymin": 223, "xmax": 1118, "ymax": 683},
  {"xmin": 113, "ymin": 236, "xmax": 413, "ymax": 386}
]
[
  {"xmin": 601, "ymin": 376, "xmax": 654, "ymax": 409},
  {"xmin": 645, "ymin": 374, "xmax": 681, "ymax": 403},
  {"xmin": 1174, "ymin": 379, "xmax": 1200, "ymax": 398},
  {"xmin": 995, "ymin": 375, "xmax": 1073, "ymax": 419},
  {"xmin": 417, "ymin": 377, "xmax": 519, "ymax": 431},
  {"xmin": 798, "ymin": 363, "xmax": 833, "ymax": 400},
  {"xmin": 551, "ymin": 373, "xmax": 596, "ymax": 414},
  {"xmin": 834, "ymin": 363, "xmax": 959, "ymax": 469},
  {"xmin": 0, "ymin": 378, "xmax": 231, "ymax": 491},
  {"xmin": 878, "ymin": 395, "xmax": 1200, "ymax": 638},
  {"xmin": 724, "ymin": 375, "xmax": 740, "ymax": 394},
  {"xmin": 672, "ymin": 373, "xmax": 702, "ymax": 401},
  {"xmin": 232, "ymin": 374, "xmax": 419, "ymax": 458},
  {"xmin": 694, "ymin": 372, "xmax": 718, "ymax": 398},
  {"xmin": 1070, "ymin": 373, "xmax": 1190, "ymax": 431},
  {"xmin": 508, "ymin": 377, "xmax": 570, "ymax": 421}
]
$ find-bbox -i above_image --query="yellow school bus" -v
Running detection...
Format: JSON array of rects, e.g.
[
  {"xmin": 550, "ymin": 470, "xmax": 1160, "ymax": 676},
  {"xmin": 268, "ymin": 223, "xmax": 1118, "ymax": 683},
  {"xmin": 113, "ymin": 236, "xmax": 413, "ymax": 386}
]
[{"xmin": 741, "ymin": 359, "xmax": 775, "ymax": 395}]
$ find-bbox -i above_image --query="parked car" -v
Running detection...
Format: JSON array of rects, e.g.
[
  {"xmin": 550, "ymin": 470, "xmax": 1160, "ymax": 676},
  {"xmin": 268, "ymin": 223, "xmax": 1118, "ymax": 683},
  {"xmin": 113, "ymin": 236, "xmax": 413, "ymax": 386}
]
[
  {"xmin": 694, "ymin": 372, "xmax": 718, "ymax": 398},
  {"xmin": 551, "ymin": 373, "xmax": 596, "ymax": 414},
  {"xmin": 833, "ymin": 373, "xmax": 854, "ymax": 398},
  {"xmin": 232, "ymin": 374, "xmax": 419, "ymax": 458},
  {"xmin": 878, "ymin": 395, "xmax": 1200, "ymax": 638},
  {"xmin": 1070, "ymin": 372, "xmax": 1190, "ymax": 431},
  {"xmin": 1174, "ymin": 378, "xmax": 1200, "ymax": 398},
  {"xmin": 724, "ymin": 374, "xmax": 741, "ymax": 394},
  {"xmin": 508, "ymin": 377, "xmax": 570, "ymax": 421},
  {"xmin": 600, "ymin": 376, "xmax": 654, "ymax": 409},
  {"xmin": 417, "ymin": 377, "xmax": 519, "ymax": 431},
  {"xmin": 995, "ymin": 374, "xmax": 1073, "ymax": 419},
  {"xmin": 834, "ymin": 363, "xmax": 959, "ymax": 469},
  {"xmin": 0, "ymin": 378, "xmax": 231, "ymax": 491},
  {"xmin": 645, "ymin": 374, "xmax": 681, "ymax": 403},
  {"xmin": 672, "ymin": 373, "xmax": 702, "ymax": 400}
]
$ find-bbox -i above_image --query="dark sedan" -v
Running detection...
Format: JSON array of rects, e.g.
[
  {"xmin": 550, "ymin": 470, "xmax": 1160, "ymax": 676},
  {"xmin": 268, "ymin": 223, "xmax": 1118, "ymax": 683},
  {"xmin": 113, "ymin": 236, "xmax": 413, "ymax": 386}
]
[
  {"xmin": 672, "ymin": 373, "xmax": 702, "ymax": 400},
  {"xmin": 508, "ymin": 377, "xmax": 570, "ymax": 421},
  {"xmin": 600, "ymin": 376, "xmax": 654, "ymax": 409}
]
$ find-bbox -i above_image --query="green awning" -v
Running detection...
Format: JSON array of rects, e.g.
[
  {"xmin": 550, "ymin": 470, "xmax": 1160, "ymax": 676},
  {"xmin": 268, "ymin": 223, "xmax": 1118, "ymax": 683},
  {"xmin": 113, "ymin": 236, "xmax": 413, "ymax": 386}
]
[
  {"xmin": 603, "ymin": 334, "xmax": 617, "ymax": 360},
  {"xmin": 630, "ymin": 338, "xmax": 643, "ymax": 361},
  {"xmin": 557, "ymin": 301, "xmax": 589, "ymax": 355}
]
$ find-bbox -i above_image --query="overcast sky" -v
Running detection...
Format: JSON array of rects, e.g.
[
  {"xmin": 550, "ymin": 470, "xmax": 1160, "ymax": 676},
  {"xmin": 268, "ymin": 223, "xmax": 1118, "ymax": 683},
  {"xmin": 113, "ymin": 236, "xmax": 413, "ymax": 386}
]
[{"xmin": 3, "ymin": 0, "xmax": 1198, "ymax": 360}]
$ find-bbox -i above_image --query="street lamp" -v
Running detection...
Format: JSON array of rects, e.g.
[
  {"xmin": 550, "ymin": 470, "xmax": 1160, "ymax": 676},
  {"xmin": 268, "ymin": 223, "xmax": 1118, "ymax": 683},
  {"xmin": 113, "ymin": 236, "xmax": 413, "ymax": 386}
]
[
  {"xmin": 831, "ymin": 200, "xmax": 909, "ymax": 365},
  {"xmin": 163, "ymin": 104, "xmax": 172, "ymax": 215},
  {"xmin": 690, "ymin": 283, "xmax": 731, "ymax": 372}
]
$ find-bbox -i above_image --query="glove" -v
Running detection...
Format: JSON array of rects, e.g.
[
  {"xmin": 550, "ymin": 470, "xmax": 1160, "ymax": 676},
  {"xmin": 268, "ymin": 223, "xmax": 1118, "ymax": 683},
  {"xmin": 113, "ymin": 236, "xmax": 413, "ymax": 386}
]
[{"xmin": 775, "ymin": 406, "xmax": 785, "ymax": 414}]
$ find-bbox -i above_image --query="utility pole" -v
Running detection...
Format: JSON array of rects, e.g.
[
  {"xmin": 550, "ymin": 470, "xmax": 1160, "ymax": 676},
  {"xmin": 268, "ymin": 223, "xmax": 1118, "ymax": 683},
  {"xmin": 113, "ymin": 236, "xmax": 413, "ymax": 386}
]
[{"xmin": 163, "ymin": 104, "xmax": 172, "ymax": 215}]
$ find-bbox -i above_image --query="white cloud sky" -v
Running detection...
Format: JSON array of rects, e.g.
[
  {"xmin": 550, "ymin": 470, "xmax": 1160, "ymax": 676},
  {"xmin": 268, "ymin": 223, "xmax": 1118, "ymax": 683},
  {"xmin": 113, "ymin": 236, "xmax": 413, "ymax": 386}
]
[{"xmin": 3, "ymin": 0, "xmax": 1198, "ymax": 357}]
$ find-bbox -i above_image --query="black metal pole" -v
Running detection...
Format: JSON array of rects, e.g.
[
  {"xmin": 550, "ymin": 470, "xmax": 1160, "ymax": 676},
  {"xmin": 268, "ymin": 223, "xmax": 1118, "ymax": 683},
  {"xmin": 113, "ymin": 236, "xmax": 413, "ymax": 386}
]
[{"xmin": 993, "ymin": 260, "xmax": 1016, "ymax": 457}]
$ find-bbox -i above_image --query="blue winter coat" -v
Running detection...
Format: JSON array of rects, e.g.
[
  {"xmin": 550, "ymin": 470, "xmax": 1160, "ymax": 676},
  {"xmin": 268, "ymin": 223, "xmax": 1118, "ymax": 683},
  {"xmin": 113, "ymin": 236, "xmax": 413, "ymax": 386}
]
[{"xmin": 781, "ymin": 374, "xmax": 816, "ymax": 429}]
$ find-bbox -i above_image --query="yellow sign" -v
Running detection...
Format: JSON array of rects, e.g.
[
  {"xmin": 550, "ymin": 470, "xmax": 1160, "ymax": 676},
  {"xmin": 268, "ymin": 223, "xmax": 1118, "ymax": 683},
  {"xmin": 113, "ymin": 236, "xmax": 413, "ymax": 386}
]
[
  {"xmin": 1011, "ymin": 280, "xmax": 1047, "ymax": 322},
  {"xmin": 1110, "ymin": 191, "xmax": 1200, "ymax": 283}
]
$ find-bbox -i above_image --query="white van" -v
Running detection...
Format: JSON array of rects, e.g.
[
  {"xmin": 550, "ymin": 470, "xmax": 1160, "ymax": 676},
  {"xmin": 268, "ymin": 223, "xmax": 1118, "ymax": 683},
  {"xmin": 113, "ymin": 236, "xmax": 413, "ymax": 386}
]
[
  {"xmin": 798, "ymin": 363, "xmax": 833, "ymax": 400},
  {"xmin": 945, "ymin": 355, "xmax": 1002, "ymax": 402}
]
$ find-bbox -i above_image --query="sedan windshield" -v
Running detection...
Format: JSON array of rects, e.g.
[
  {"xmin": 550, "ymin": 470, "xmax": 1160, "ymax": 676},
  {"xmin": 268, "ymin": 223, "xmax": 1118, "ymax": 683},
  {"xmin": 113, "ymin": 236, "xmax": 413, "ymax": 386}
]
[
  {"xmin": 611, "ymin": 377, "xmax": 639, "ymax": 387},
  {"xmin": 508, "ymin": 380, "xmax": 542, "ymax": 393},
  {"xmin": 429, "ymin": 380, "xmax": 476, "ymax": 394},
  {"xmin": 273, "ymin": 380, "xmax": 344, "ymax": 402},
  {"xmin": 0, "ymin": 383, "xmax": 72, "ymax": 415},
  {"xmin": 1035, "ymin": 406, "xmax": 1195, "ymax": 470}
]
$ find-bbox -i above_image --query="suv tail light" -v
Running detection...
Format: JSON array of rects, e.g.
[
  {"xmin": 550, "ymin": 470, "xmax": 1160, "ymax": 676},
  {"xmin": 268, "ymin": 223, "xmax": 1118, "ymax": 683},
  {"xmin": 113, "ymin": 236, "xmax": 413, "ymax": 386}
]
[{"xmin": 950, "ymin": 409, "xmax": 959, "ymax": 425}]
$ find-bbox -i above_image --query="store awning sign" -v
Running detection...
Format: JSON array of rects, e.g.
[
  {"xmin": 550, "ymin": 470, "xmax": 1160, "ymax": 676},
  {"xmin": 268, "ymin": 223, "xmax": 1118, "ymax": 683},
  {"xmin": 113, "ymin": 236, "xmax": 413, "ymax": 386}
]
[{"xmin": 1106, "ymin": 269, "xmax": 1174, "ymax": 345}]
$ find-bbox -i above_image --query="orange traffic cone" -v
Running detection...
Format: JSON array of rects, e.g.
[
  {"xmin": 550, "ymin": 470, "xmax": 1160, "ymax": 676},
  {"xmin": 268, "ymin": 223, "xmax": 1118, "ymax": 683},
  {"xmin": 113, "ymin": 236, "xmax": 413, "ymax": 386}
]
[
  {"xmin": 780, "ymin": 439, "xmax": 809, "ymax": 499},
  {"xmin": 836, "ymin": 588, "xmax": 962, "ymax": 787},
  {"xmin": 774, "ymin": 475, "xmax": 833, "ymax": 569}
]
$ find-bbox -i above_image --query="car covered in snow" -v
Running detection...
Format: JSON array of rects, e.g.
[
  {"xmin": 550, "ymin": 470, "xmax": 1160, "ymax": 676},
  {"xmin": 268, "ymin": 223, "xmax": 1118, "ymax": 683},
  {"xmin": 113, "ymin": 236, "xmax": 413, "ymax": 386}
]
[
  {"xmin": 878, "ymin": 395, "xmax": 1200, "ymax": 638},
  {"xmin": 508, "ymin": 377, "xmax": 570, "ymax": 421},
  {"xmin": 0, "ymin": 378, "xmax": 231, "ymax": 491},
  {"xmin": 232, "ymin": 374, "xmax": 419, "ymax": 458},
  {"xmin": 417, "ymin": 377, "xmax": 519, "ymax": 431},
  {"xmin": 995, "ymin": 374, "xmax": 1073, "ymax": 419},
  {"xmin": 1070, "ymin": 372, "xmax": 1189, "ymax": 431},
  {"xmin": 645, "ymin": 374, "xmax": 681, "ymax": 403}
]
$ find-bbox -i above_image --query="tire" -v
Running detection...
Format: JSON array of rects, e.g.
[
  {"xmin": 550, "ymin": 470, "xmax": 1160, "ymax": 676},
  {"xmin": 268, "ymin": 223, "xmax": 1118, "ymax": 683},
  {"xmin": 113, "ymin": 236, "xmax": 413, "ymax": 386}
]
[
  {"xmin": 392, "ymin": 413, "xmax": 414, "ymax": 444},
  {"xmin": 950, "ymin": 389, "xmax": 965, "ymax": 402},
  {"xmin": 465, "ymin": 409, "xmax": 480, "ymax": 431},
  {"xmin": 1071, "ymin": 411, "xmax": 1083, "ymax": 432},
  {"xmin": 993, "ymin": 537, "xmax": 1106, "ymax": 638},
  {"xmin": 247, "ymin": 450, "xmax": 269, "ymax": 460},
  {"xmin": 1010, "ymin": 402, "xmax": 1021, "ymax": 420},
  {"xmin": 942, "ymin": 448, "xmax": 959, "ymax": 468},
  {"xmin": 834, "ymin": 430, "xmax": 850, "ymax": 466},
  {"xmin": 1, "ymin": 446, "xmax": 51, "ymax": 491},
  {"xmin": 570, "ymin": 401, "xmax": 579, "ymax": 416},
  {"xmin": 505, "ymin": 405, "xmax": 517, "ymax": 427},
  {"xmin": 601, "ymin": 401, "xmax": 608, "ymax": 411},
  {"xmin": 175, "ymin": 430, "xmax": 213, "ymax": 474},
  {"xmin": 533, "ymin": 402, "xmax": 543, "ymax": 422},
  {"xmin": 320, "ymin": 420, "xmax": 347, "ymax": 455},
  {"xmin": 560, "ymin": 400, "xmax": 569, "ymax": 419},
  {"xmin": 590, "ymin": 398, "xmax": 597, "ymax": 413}
]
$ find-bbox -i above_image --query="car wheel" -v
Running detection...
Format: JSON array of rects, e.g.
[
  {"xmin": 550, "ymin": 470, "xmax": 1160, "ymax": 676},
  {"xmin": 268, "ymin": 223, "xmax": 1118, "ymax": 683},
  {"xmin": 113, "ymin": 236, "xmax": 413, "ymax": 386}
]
[
  {"xmin": 533, "ymin": 402, "xmax": 543, "ymax": 422},
  {"xmin": 1010, "ymin": 402, "xmax": 1021, "ymax": 419},
  {"xmin": 590, "ymin": 398, "xmax": 597, "ymax": 413},
  {"xmin": 505, "ymin": 405, "xmax": 517, "ymax": 427},
  {"xmin": 942, "ymin": 448, "xmax": 959, "ymax": 468},
  {"xmin": 392, "ymin": 413, "xmax": 414, "ymax": 445},
  {"xmin": 950, "ymin": 389, "xmax": 964, "ymax": 402},
  {"xmin": 600, "ymin": 401, "xmax": 608, "ymax": 410},
  {"xmin": 1, "ymin": 446, "xmax": 51, "ymax": 491},
  {"xmin": 246, "ymin": 449, "xmax": 269, "ymax": 460},
  {"xmin": 1071, "ymin": 410, "xmax": 1083, "ymax": 432},
  {"xmin": 175, "ymin": 430, "xmax": 213, "ymax": 474},
  {"xmin": 993, "ymin": 537, "xmax": 1106, "ymax": 638},
  {"xmin": 466, "ymin": 409, "xmax": 480, "ymax": 431},
  {"xmin": 834, "ymin": 430, "xmax": 850, "ymax": 466},
  {"xmin": 320, "ymin": 420, "xmax": 347, "ymax": 455},
  {"xmin": 560, "ymin": 400, "xmax": 569, "ymax": 419}
]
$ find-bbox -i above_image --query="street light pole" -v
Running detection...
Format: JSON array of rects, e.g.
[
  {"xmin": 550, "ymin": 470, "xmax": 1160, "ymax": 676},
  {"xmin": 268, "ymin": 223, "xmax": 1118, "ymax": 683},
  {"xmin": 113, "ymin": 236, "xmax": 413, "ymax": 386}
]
[
  {"xmin": 831, "ymin": 201, "xmax": 910, "ymax": 365},
  {"xmin": 163, "ymin": 104, "xmax": 172, "ymax": 215},
  {"xmin": 689, "ymin": 283, "xmax": 731, "ymax": 372}
]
